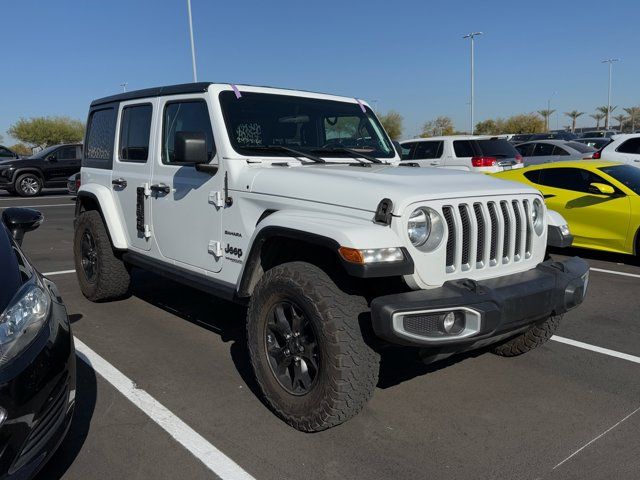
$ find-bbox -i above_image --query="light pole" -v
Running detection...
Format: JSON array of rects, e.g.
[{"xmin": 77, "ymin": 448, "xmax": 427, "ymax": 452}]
[
  {"xmin": 187, "ymin": 0, "xmax": 198, "ymax": 82},
  {"xmin": 546, "ymin": 91, "xmax": 557, "ymax": 131},
  {"xmin": 120, "ymin": 82, "xmax": 128, "ymax": 93},
  {"xmin": 602, "ymin": 58, "xmax": 620, "ymax": 129},
  {"xmin": 463, "ymin": 32, "xmax": 483, "ymax": 135}
]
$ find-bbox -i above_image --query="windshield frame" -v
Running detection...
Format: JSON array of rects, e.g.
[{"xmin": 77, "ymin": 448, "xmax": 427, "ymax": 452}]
[{"xmin": 218, "ymin": 91, "xmax": 396, "ymax": 161}]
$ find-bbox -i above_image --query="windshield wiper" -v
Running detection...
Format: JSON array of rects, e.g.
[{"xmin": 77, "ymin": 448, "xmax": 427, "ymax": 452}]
[
  {"xmin": 242, "ymin": 145, "xmax": 325, "ymax": 164},
  {"xmin": 312, "ymin": 147, "xmax": 383, "ymax": 164}
]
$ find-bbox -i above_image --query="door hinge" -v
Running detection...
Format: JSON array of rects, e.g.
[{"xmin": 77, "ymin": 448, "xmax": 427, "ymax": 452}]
[
  {"xmin": 208, "ymin": 240, "xmax": 223, "ymax": 258},
  {"xmin": 143, "ymin": 182, "xmax": 151, "ymax": 198},
  {"xmin": 143, "ymin": 225, "xmax": 151, "ymax": 239},
  {"xmin": 208, "ymin": 191, "xmax": 225, "ymax": 208}
]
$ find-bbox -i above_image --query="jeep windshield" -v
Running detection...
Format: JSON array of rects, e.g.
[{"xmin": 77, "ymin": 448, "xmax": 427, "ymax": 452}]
[{"xmin": 219, "ymin": 91, "xmax": 395, "ymax": 160}]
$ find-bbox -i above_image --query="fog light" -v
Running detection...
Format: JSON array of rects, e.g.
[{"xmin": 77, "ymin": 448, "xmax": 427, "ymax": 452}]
[{"xmin": 441, "ymin": 311, "xmax": 465, "ymax": 334}]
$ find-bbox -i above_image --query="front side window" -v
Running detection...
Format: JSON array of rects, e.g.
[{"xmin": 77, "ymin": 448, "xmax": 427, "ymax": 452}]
[
  {"xmin": 120, "ymin": 104, "xmax": 152, "ymax": 162},
  {"xmin": 516, "ymin": 144, "xmax": 534, "ymax": 156},
  {"xmin": 532, "ymin": 143, "xmax": 554, "ymax": 156},
  {"xmin": 162, "ymin": 100, "xmax": 215, "ymax": 164},
  {"xmin": 219, "ymin": 91, "xmax": 394, "ymax": 159},
  {"xmin": 86, "ymin": 108, "xmax": 116, "ymax": 161},
  {"xmin": 56, "ymin": 146, "xmax": 77, "ymax": 160},
  {"xmin": 413, "ymin": 141, "xmax": 443, "ymax": 159},
  {"xmin": 536, "ymin": 167, "xmax": 613, "ymax": 193},
  {"xmin": 617, "ymin": 138, "xmax": 640, "ymax": 154},
  {"xmin": 552, "ymin": 146, "xmax": 569, "ymax": 156}
]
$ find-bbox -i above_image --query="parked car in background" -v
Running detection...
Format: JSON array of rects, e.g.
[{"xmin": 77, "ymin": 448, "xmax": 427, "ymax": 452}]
[
  {"xmin": 574, "ymin": 138, "xmax": 611, "ymax": 150},
  {"xmin": 0, "ymin": 146, "xmax": 21, "ymax": 160},
  {"xmin": 0, "ymin": 207, "xmax": 75, "ymax": 477},
  {"xmin": 577, "ymin": 130, "xmax": 618, "ymax": 139},
  {"xmin": 509, "ymin": 134, "xmax": 534, "ymax": 144},
  {"xmin": 592, "ymin": 133, "xmax": 640, "ymax": 166},
  {"xmin": 67, "ymin": 172, "xmax": 81, "ymax": 195},
  {"xmin": 528, "ymin": 132, "xmax": 578, "ymax": 141},
  {"xmin": 0, "ymin": 143, "xmax": 82, "ymax": 197},
  {"xmin": 495, "ymin": 160, "xmax": 640, "ymax": 256},
  {"xmin": 514, "ymin": 140, "xmax": 595, "ymax": 166},
  {"xmin": 400, "ymin": 135, "xmax": 523, "ymax": 173}
]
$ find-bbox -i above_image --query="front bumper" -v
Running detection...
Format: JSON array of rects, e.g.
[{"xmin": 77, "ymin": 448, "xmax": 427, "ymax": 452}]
[
  {"xmin": 371, "ymin": 257, "xmax": 589, "ymax": 348},
  {"xmin": 0, "ymin": 279, "xmax": 76, "ymax": 479}
]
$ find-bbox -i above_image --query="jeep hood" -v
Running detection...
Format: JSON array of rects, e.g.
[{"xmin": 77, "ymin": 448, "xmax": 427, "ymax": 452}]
[{"xmin": 243, "ymin": 164, "xmax": 541, "ymax": 215}]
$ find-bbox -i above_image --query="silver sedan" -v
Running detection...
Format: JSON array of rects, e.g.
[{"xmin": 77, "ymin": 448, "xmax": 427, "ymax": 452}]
[{"xmin": 514, "ymin": 140, "xmax": 595, "ymax": 166}]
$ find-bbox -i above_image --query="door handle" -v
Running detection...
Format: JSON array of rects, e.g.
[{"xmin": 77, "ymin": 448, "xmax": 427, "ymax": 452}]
[
  {"xmin": 429, "ymin": 161, "xmax": 440, "ymax": 166},
  {"xmin": 150, "ymin": 183, "xmax": 171, "ymax": 195},
  {"xmin": 112, "ymin": 178, "xmax": 127, "ymax": 188}
]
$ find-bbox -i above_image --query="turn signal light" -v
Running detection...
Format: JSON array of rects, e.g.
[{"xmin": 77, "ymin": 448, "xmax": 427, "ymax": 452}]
[
  {"xmin": 338, "ymin": 247, "xmax": 404, "ymax": 265},
  {"xmin": 471, "ymin": 156, "xmax": 497, "ymax": 167}
]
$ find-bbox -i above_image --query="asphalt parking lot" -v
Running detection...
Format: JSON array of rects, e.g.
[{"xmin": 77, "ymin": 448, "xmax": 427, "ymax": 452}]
[{"xmin": 2, "ymin": 190, "xmax": 639, "ymax": 480}]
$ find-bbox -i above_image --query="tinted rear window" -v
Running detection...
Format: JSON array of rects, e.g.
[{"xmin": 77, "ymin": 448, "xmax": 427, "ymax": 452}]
[
  {"xmin": 566, "ymin": 142, "xmax": 595, "ymax": 153},
  {"xmin": 475, "ymin": 139, "xmax": 518, "ymax": 158},
  {"xmin": 453, "ymin": 140, "xmax": 475, "ymax": 157}
]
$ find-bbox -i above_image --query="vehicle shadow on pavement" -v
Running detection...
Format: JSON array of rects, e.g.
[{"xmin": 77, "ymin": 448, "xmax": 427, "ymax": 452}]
[
  {"xmin": 550, "ymin": 246, "xmax": 639, "ymax": 267},
  {"xmin": 35, "ymin": 352, "xmax": 97, "ymax": 480}
]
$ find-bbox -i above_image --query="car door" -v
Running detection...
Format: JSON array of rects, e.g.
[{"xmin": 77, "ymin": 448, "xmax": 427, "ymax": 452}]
[
  {"xmin": 111, "ymin": 100, "xmax": 156, "ymax": 251},
  {"xmin": 612, "ymin": 137, "xmax": 640, "ymax": 166},
  {"xmin": 150, "ymin": 96, "xmax": 224, "ymax": 274},
  {"xmin": 534, "ymin": 167, "xmax": 630, "ymax": 250},
  {"xmin": 411, "ymin": 141, "xmax": 444, "ymax": 167},
  {"xmin": 55, "ymin": 145, "xmax": 82, "ymax": 179}
]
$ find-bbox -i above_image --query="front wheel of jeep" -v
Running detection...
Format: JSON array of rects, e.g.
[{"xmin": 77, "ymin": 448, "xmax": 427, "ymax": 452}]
[
  {"xmin": 491, "ymin": 314, "xmax": 561, "ymax": 357},
  {"xmin": 74, "ymin": 210, "xmax": 131, "ymax": 302},
  {"xmin": 247, "ymin": 261, "xmax": 380, "ymax": 432}
]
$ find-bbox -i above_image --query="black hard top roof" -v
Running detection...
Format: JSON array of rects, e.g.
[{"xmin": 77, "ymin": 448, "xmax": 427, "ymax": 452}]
[{"xmin": 90, "ymin": 82, "xmax": 214, "ymax": 107}]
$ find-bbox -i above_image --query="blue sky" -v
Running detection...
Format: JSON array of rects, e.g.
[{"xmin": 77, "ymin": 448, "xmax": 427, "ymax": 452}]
[{"xmin": 1, "ymin": 0, "xmax": 638, "ymax": 143}]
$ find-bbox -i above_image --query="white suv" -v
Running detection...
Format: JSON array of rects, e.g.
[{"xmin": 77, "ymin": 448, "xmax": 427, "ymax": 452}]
[
  {"xmin": 595, "ymin": 133, "xmax": 640, "ymax": 166},
  {"xmin": 74, "ymin": 83, "xmax": 587, "ymax": 431},
  {"xmin": 400, "ymin": 135, "xmax": 524, "ymax": 173}
]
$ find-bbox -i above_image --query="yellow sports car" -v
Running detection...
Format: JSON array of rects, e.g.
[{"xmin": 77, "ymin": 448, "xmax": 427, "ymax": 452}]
[{"xmin": 494, "ymin": 160, "xmax": 640, "ymax": 256}]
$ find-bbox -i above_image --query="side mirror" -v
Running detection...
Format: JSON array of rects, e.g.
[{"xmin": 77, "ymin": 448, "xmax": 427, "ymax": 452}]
[
  {"xmin": 1, "ymin": 208, "xmax": 43, "ymax": 246},
  {"xmin": 588, "ymin": 182, "xmax": 615, "ymax": 195},
  {"xmin": 174, "ymin": 131, "xmax": 208, "ymax": 164}
]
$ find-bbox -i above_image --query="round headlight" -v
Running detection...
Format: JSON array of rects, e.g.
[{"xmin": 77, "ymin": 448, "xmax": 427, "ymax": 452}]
[
  {"xmin": 532, "ymin": 199, "xmax": 544, "ymax": 235},
  {"xmin": 408, "ymin": 208, "xmax": 431, "ymax": 247}
]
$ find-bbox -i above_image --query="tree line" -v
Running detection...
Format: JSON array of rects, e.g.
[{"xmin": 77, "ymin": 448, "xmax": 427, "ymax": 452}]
[{"xmin": 2, "ymin": 117, "xmax": 85, "ymax": 154}]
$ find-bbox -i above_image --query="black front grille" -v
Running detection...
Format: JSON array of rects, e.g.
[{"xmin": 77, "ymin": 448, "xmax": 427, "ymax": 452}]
[
  {"xmin": 512, "ymin": 200, "xmax": 522, "ymax": 257},
  {"xmin": 488, "ymin": 202, "xmax": 499, "ymax": 262},
  {"xmin": 500, "ymin": 201, "xmax": 511, "ymax": 259},
  {"xmin": 403, "ymin": 313, "xmax": 444, "ymax": 336},
  {"xmin": 473, "ymin": 203, "xmax": 485, "ymax": 264},
  {"xmin": 459, "ymin": 205, "xmax": 471, "ymax": 266},
  {"xmin": 14, "ymin": 379, "xmax": 69, "ymax": 469},
  {"xmin": 443, "ymin": 206, "xmax": 456, "ymax": 268}
]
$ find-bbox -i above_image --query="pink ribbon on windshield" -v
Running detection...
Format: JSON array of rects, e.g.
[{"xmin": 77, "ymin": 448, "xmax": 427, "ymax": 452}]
[
  {"xmin": 230, "ymin": 84, "xmax": 242, "ymax": 99},
  {"xmin": 355, "ymin": 99, "xmax": 366, "ymax": 113}
]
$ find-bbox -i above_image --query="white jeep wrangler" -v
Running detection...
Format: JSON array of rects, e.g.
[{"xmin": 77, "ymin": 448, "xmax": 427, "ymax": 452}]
[{"xmin": 74, "ymin": 82, "xmax": 588, "ymax": 431}]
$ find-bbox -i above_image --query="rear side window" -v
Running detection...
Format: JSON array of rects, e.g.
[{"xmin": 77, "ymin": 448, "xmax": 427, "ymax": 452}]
[
  {"xmin": 85, "ymin": 106, "xmax": 117, "ymax": 168},
  {"xmin": 119, "ymin": 104, "xmax": 152, "ymax": 162},
  {"xmin": 617, "ymin": 138, "xmax": 640, "ymax": 154},
  {"xmin": 515, "ymin": 144, "xmax": 534, "ymax": 156},
  {"xmin": 162, "ymin": 100, "xmax": 215, "ymax": 164},
  {"xmin": 453, "ymin": 140, "xmax": 474, "ymax": 157},
  {"xmin": 552, "ymin": 146, "xmax": 569, "ymax": 156},
  {"xmin": 532, "ymin": 143, "xmax": 554, "ymax": 156},
  {"xmin": 413, "ymin": 141, "xmax": 443, "ymax": 159},
  {"xmin": 566, "ymin": 142, "xmax": 595, "ymax": 154},
  {"xmin": 475, "ymin": 139, "xmax": 518, "ymax": 158}
]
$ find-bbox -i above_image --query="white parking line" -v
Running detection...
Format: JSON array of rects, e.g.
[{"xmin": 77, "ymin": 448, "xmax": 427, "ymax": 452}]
[
  {"xmin": 553, "ymin": 405, "xmax": 640, "ymax": 470},
  {"xmin": 551, "ymin": 336, "xmax": 640, "ymax": 365},
  {"xmin": 590, "ymin": 267, "xmax": 640, "ymax": 279},
  {"xmin": 0, "ymin": 195, "xmax": 74, "ymax": 201},
  {"xmin": 0, "ymin": 203, "xmax": 74, "ymax": 209},
  {"xmin": 74, "ymin": 338, "xmax": 256, "ymax": 480},
  {"xmin": 43, "ymin": 269, "xmax": 76, "ymax": 276}
]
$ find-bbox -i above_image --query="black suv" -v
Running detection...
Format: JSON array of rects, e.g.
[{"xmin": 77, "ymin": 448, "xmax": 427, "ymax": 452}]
[{"xmin": 0, "ymin": 144, "xmax": 82, "ymax": 197}]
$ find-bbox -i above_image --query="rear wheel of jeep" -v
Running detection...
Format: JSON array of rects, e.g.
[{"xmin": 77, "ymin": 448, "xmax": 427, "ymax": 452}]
[
  {"xmin": 14, "ymin": 173, "xmax": 42, "ymax": 197},
  {"xmin": 247, "ymin": 261, "xmax": 380, "ymax": 432},
  {"xmin": 74, "ymin": 210, "xmax": 131, "ymax": 302},
  {"xmin": 491, "ymin": 314, "xmax": 561, "ymax": 357}
]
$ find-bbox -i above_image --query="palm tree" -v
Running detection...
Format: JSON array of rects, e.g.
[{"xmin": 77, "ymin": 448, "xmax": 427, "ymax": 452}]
[
  {"xmin": 623, "ymin": 107, "xmax": 640, "ymax": 132},
  {"xmin": 613, "ymin": 114, "xmax": 627, "ymax": 132},
  {"xmin": 590, "ymin": 113, "xmax": 605, "ymax": 129},
  {"xmin": 537, "ymin": 109, "xmax": 555, "ymax": 131},
  {"xmin": 596, "ymin": 105, "xmax": 617, "ymax": 129},
  {"xmin": 564, "ymin": 110, "xmax": 584, "ymax": 132}
]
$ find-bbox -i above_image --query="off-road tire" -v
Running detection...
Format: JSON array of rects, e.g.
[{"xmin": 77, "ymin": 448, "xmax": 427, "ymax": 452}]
[
  {"xmin": 74, "ymin": 210, "xmax": 131, "ymax": 302},
  {"xmin": 14, "ymin": 173, "xmax": 42, "ymax": 197},
  {"xmin": 247, "ymin": 261, "xmax": 380, "ymax": 432},
  {"xmin": 491, "ymin": 314, "xmax": 561, "ymax": 357}
]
